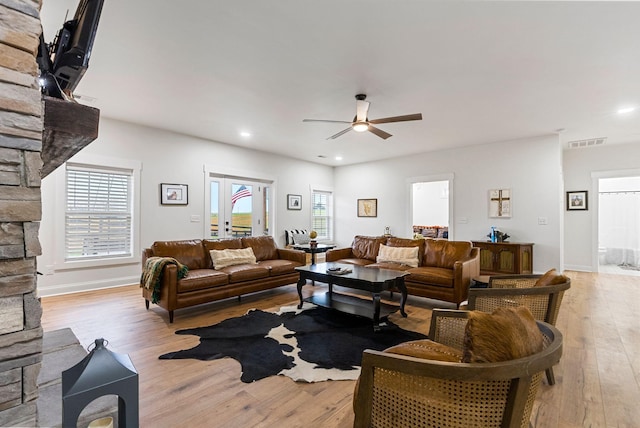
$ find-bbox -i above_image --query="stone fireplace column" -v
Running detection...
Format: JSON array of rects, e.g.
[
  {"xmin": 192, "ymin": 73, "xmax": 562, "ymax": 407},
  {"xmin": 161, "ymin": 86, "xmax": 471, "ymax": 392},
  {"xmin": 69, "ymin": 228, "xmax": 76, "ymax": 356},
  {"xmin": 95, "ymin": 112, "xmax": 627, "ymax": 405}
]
[{"xmin": 0, "ymin": 0, "xmax": 45, "ymax": 426}]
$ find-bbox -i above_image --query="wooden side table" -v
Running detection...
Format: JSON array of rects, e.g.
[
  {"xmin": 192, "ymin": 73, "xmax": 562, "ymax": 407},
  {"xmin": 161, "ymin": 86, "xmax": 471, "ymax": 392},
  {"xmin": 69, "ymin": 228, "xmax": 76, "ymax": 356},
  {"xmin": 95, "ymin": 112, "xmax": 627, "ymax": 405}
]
[{"xmin": 292, "ymin": 243, "xmax": 336, "ymax": 265}]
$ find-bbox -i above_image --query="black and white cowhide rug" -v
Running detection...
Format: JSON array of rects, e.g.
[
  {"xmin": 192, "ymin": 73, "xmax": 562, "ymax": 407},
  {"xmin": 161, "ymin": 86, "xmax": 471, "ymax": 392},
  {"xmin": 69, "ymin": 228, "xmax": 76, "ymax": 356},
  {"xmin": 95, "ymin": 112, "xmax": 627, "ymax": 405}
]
[{"xmin": 159, "ymin": 303, "xmax": 427, "ymax": 383}]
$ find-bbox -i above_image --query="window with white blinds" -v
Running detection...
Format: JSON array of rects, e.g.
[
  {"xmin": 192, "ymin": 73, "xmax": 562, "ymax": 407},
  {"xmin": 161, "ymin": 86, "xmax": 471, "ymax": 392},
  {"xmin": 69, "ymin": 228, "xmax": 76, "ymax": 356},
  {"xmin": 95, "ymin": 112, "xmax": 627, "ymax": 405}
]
[
  {"xmin": 65, "ymin": 164, "xmax": 133, "ymax": 260},
  {"xmin": 311, "ymin": 190, "xmax": 333, "ymax": 241}
]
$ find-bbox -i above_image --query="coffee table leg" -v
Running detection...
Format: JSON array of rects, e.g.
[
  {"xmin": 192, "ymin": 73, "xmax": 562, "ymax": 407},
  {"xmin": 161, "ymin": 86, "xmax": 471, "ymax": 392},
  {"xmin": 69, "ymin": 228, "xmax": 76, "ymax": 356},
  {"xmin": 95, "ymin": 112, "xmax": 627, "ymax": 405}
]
[
  {"xmin": 297, "ymin": 276, "xmax": 306, "ymax": 309},
  {"xmin": 397, "ymin": 278, "xmax": 408, "ymax": 317},
  {"xmin": 372, "ymin": 293, "xmax": 381, "ymax": 331}
]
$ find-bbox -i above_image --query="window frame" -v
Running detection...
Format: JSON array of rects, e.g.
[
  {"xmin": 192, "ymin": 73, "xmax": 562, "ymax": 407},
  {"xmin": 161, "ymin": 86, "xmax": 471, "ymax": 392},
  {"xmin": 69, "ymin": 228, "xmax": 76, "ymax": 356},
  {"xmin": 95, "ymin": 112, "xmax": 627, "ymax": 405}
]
[
  {"xmin": 311, "ymin": 187, "xmax": 333, "ymax": 242},
  {"xmin": 55, "ymin": 154, "xmax": 141, "ymax": 270}
]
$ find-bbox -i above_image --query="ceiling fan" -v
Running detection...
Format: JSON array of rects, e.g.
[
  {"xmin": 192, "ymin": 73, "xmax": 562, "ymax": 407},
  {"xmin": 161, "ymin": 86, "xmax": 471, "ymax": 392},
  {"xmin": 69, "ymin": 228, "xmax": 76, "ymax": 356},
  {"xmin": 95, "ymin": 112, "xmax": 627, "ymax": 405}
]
[{"xmin": 303, "ymin": 94, "xmax": 422, "ymax": 140}]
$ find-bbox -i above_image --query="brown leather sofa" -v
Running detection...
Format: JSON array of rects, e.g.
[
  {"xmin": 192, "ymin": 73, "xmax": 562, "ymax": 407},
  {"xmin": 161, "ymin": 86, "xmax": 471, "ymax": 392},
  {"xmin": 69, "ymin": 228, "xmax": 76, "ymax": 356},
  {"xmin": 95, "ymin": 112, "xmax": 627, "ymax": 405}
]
[
  {"xmin": 142, "ymin": 235, "xmax": 306, "ymax": 322},
  {"xmin": 326, "ymin": 236, "xmax": 480, "ymax": 307}
]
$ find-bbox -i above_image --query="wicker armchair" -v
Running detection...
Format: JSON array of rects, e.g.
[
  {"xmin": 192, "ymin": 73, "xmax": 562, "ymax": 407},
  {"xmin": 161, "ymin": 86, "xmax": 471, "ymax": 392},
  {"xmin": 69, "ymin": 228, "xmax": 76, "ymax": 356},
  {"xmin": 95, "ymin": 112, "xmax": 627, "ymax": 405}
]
[
  {"xmin": 353, "ymin": 309, "xmax": 563, "ymax": 428},
  {"xmin": 467, "ymin": 274, "xmax": 570, "ymax": 384}
]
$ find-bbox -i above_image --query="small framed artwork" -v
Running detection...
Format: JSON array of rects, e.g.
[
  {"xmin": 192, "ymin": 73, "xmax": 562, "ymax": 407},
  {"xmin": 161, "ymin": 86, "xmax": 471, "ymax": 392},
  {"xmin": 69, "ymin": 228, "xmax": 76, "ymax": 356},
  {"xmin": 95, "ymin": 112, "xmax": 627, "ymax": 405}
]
[
  {"xmin": 287, "ymin": 194, "xmax": 302, "ymax": 210},
  {"xmin": 489, "ymin": 188, "xmax": 512, "ymax": 218},
  {"xmin": 357, "ymin": 198, "xmax": 377, "ymax": 217},
  {"xmin": 161, "ymin": 183, "xmax": 188, "ymax": 205},
  {"xmin": 566, "ymin": 190, "xmax": 588, "ymax": 210}
]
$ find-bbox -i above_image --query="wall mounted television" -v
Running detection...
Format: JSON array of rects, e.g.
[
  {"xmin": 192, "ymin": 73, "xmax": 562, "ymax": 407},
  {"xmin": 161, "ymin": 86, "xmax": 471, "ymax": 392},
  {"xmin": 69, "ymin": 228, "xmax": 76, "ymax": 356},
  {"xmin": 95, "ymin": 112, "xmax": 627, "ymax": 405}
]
[{"xmin": 38, "ymin": 0, "xmax": 105, "ymax": 99}]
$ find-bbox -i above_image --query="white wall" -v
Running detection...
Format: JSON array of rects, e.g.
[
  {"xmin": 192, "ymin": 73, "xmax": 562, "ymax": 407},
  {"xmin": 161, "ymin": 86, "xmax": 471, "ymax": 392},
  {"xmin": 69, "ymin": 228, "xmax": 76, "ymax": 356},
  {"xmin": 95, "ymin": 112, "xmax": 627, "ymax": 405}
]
[
  {"xmin": 333, "ymin": 135, "xmax": 563, "ymax": 273},
  {"xmin": 37, "ymin": 118, "xmax": 334, "ymax": 296},
  {"xmin": 563, "ymin": 141, "xmax": 640, "ymax": 271}
]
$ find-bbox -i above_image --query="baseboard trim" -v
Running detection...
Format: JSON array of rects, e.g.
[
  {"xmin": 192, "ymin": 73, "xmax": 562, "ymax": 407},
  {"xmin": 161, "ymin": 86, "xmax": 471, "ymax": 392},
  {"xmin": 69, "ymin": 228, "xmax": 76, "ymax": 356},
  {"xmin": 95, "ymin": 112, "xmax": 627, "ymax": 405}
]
[
  {"xmin": 37, "ymin": 276, "xmax": 138, "ymax": 297},
  {"xmin": 563, "ymin": 264, "xmax": 594, "ymax": 272}
]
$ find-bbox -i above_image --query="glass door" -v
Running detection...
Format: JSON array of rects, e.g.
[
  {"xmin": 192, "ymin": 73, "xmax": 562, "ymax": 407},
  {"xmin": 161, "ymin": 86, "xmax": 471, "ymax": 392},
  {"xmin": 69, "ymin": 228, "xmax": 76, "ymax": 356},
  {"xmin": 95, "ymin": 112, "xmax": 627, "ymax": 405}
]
[{"xmin": 208, "ymin": 175, "xmax": 271, "ymax": 239}]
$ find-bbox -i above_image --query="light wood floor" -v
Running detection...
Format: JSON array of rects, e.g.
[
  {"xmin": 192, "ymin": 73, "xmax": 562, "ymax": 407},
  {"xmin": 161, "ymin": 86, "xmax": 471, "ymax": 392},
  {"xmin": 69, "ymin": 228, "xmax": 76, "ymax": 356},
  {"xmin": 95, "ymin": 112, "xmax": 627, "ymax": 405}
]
[{"xmin": 40, "ymin": 271, "xmax": 640, "ymax": 427}]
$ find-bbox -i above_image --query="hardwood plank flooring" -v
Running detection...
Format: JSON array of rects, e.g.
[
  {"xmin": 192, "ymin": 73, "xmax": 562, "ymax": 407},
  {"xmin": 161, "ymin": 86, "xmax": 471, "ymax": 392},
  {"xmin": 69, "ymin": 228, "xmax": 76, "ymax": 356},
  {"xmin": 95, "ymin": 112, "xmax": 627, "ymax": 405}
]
[{"xmin": 40, "ymin": 271, "xmax": 640, "ymax": 427}]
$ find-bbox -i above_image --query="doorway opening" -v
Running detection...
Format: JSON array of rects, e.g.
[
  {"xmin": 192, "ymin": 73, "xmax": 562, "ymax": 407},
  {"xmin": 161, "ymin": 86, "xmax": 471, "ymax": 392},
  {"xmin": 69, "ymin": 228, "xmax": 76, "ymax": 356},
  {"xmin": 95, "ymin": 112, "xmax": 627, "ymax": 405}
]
[
  {"xmin": 411, "ymin": 177, "xmax": 451, "ymax": 239},
  {"xmin": 598, "ymin": 176, "xmax": 640, "ymax": 276}
]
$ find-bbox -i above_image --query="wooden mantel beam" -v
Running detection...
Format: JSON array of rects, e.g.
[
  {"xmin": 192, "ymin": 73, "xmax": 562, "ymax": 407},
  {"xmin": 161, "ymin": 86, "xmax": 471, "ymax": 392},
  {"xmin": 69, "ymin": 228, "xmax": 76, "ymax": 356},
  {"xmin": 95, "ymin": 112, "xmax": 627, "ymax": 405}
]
[{"xmin": 41, "ymin": 96, "xmax": 100, "ymax": 178}]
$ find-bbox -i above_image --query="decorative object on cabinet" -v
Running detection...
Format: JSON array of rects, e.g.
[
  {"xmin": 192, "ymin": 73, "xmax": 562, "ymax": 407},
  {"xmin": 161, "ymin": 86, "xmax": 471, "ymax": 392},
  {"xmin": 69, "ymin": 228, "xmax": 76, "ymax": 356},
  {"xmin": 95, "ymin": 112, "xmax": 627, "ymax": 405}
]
[
  {"xmin": 160, "ymin": 183, "xmax": 188, "ymax": 205},
  {"xmin": 489, "ymin": 188, "xmax": 511, "ymax": 218},
  {"xmin": 471, "ymin": 241, "xmax": 534, "ymax": 275},
  {"xmin": 566, "ymin": 190, "xmax": 588, "ymax": 210},
  {"xmin": 287, "ymin": 194, "xmax": 302, "ymax": 210},
  {"xmin": 357, "ymin": 198, "xmax": 377, "ymax": 217}
]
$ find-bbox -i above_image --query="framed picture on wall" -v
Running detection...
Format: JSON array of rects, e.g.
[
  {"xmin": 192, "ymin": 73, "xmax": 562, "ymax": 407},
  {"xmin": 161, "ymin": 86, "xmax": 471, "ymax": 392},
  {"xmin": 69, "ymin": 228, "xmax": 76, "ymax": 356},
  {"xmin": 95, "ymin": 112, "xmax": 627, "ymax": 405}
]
[
  {"xmin": 357, "ymin": 198, "xmax": 377, "ymax": 217},
  {"xmin": 489, "ymin": 188, "xmax": 511, "ymax": 218},
  {"xmin": 287, "ymin": 194, "xmax": 302, "ymax": 210},
  {"xmin": 161, "ymin": 183, "xmax": 188, "ymax": 205},
  {"xmin": 566, "ymin": 190, "xmax": 588, "ymax": 210}
]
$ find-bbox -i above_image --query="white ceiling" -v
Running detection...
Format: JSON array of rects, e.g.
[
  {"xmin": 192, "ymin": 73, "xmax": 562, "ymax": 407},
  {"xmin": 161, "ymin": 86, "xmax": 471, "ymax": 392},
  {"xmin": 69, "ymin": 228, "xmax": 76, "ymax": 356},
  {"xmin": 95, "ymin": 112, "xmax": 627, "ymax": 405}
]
[{"xmin": 40, "ymin": 1, "xmax": 640, "ymax": 166}]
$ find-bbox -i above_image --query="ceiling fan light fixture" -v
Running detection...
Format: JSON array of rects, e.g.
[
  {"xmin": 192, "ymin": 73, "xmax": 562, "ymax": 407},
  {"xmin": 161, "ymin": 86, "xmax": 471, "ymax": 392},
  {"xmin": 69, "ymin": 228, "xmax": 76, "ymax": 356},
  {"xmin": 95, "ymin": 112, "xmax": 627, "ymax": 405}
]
[{"xmin": 352, "ymin": 122, "xmax": 369, "ymax": 132}]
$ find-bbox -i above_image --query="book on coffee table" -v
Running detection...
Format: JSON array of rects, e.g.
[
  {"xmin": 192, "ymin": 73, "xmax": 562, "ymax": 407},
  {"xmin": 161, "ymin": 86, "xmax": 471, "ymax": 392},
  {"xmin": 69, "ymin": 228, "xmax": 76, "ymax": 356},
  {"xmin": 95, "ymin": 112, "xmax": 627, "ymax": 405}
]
[{"xmin": 326, "ymin": 267, "xmax": 352, "ymax": 275}]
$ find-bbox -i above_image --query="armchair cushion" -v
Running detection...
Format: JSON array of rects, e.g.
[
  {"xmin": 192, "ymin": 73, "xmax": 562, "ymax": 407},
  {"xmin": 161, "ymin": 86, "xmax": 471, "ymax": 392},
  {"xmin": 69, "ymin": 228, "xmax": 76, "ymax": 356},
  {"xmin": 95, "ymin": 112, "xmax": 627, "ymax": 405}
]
[
  {"xmin": 462, "ymin": 306, "xmax": 544, "ymax": 363},
  {"xmin": 384, "ymin": 339, "xmax": 462, "ymax": 362},
  {"xmin": 535, "ymin": 268, "xmax": 569, "ymax": 287}
]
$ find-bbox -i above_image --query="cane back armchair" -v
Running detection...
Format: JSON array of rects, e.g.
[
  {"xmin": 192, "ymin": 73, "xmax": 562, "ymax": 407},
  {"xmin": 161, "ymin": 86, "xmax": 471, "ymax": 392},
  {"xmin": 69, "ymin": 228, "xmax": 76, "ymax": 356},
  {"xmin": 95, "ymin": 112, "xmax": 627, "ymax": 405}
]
[
  {"xmin": 467, "ymin": 274, "xmax": 570, "ymax": 384},
  {"xmin": 353, "ymin": 309, "xmax": 563, "ymax": 428}
]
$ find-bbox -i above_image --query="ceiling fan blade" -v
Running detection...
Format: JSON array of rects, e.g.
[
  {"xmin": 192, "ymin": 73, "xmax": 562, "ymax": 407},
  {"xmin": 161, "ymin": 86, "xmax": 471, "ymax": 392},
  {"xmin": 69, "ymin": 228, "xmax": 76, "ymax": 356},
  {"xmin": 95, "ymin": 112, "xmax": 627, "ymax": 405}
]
[
  {"xmin": 369, "ymin": 113, "xmax": 423, "ymax": 124},
  {"xmin": 327, "ymin": 127, "xmax": 353, "ymax": 140},
  {"xmin": 303, "ymin": 119, "xmax": 352, "ymax": 124},
  {"xmin": 356, "ymin": 100, "xmax": 370, "ymax": 122},
  {"xmin": 368, "ymin": 126, "xmax": 392, "ymax": 140}
]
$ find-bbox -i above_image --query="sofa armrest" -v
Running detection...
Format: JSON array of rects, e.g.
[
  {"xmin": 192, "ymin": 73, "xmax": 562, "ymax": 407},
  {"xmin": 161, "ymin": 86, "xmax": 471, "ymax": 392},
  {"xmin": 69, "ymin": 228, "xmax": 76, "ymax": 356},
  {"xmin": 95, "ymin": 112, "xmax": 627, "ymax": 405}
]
[
  {"xmin": 277, "ymin": 248, "xmax": 307, "ymax": 265},
  {"xmin": 452, "ymin": 249, "xmax": 480, "ymax": 302},
  {"xmin": 325, "ymin": 247, "xmax": 354, "ymax": 262}
]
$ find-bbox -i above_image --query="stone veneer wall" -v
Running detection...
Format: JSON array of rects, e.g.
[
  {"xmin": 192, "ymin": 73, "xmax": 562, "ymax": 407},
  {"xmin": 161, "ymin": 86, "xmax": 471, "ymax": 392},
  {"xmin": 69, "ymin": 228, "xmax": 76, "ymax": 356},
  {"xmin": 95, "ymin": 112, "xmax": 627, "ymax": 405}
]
[{"xmin": 0, "ymin": 0, "xmax": 45, "ymax": 426}]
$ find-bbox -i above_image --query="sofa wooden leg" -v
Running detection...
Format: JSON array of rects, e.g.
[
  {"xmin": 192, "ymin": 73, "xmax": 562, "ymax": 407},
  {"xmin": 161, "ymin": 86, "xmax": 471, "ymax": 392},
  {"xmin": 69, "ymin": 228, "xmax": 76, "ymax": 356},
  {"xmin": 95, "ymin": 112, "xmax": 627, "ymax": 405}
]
[
  {"xmin": 169, "ymin": 311, "xmax": 174, "ymax": 323},
  {"xmin": 145, "ymin": 300, "xmax": 149, "ymax": 310},
  {"xmin": 238, "ymin": 295, "xmax": 242, "ymax": 302}
]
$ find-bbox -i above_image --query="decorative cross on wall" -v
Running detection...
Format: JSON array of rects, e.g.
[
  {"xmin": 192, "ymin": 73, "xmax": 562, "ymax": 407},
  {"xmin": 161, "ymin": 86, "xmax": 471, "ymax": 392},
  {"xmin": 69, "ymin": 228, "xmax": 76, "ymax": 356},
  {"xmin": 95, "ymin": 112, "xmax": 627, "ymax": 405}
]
[{"xmin": 489, "ymin": 189, "xmax": 511, "ymax": 218}]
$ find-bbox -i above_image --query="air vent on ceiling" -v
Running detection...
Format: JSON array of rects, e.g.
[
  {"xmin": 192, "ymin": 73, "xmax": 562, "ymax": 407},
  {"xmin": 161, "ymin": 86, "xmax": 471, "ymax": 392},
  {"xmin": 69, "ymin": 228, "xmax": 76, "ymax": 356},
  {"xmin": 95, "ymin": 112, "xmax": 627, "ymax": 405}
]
[{"xmin": 568, "ymin": 137, "xmax": 607, "ymax": 149}]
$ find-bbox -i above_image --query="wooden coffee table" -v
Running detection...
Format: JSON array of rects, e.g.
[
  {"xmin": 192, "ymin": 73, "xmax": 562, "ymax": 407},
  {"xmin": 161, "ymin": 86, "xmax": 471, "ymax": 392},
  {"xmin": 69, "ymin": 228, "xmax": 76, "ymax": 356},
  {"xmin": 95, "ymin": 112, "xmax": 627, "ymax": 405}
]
[{"xmin": 295, "ymin": 263, "xmax": 408, "ymax": 331}]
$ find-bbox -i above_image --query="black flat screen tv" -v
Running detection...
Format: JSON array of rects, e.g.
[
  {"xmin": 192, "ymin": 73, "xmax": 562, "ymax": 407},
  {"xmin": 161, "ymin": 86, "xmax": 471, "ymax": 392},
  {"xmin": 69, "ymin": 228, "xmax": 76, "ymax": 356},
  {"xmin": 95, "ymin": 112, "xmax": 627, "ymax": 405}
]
[{"xmin": 39, "ymin": 0, "xmax": 104, "ymax": 98}]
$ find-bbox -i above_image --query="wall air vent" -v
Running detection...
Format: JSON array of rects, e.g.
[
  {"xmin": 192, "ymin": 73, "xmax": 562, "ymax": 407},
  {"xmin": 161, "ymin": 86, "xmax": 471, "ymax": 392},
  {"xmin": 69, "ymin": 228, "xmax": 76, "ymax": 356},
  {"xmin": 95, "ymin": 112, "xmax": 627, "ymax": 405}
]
[{"xmin": 568, "ymin": 137, "xmax": 607, "ymax": 149}]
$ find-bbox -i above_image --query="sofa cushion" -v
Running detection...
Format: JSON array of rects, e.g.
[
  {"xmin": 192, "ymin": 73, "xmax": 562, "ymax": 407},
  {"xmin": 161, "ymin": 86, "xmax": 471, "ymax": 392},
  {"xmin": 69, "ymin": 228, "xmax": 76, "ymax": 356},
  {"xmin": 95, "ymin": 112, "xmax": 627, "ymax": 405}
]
[
  {"xmin": 376, "ymin": 244, "xmax": 420, "ymax": 267},
  {"xmin": 384, "ymin": 339, "xmax": 462, "ymax": 362},
  {"xmin": 258, "ymin": 259, "xmax": 300, "ymax": 276},
  {"xmin": 218, "ymin": 264, "xmax": 271, "ymax": 283},
  {"xmin": 407, "ymin": 266, "xmax": 454, "ymax": 287},
  {"xmin": 242, "ymin": 236, "xmax": 279, "ymax": 261},
  {"xmin": 177, "ymin": 269, "xmax": 229, "ymax": 292},
  {"xmin": 386, "ymin": 237, "xmax": 426, "ymax": 264},
  {"xmin": 337, "ymin": 258, "xmax": 375, "ymax": 267},
  {"xmin": 151, "ymin": 240, "xmax": 208, "ymax": 270},
  {"xmin": 423, "ymin": 239, "xmax": 472, "ymax": 269},
  {"xmin": 210, "ymin": 247, "xmax": 257, "ymax": 270},
  {"xmin": 351, "ymin": 235, "xmax": 388, "ymax": 262},
  {"xmin": 462, "ymin": 307, "xmax": 544, "ymax": 363}
]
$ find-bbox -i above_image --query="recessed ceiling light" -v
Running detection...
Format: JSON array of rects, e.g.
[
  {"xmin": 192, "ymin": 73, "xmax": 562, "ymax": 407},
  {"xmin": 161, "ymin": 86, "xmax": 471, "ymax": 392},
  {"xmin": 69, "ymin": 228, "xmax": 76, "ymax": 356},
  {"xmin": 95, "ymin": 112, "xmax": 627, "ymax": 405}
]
[
  {"xmin": 240, "ymin": 131, "xmax": 251, "ymax": 137},
  {"xmin": 335, "ymin": 156, "xmax": 343, "ymax": 161},
  {"xmin": 617, "ymin": 107, "xmax": 635, "ymax": 115}
]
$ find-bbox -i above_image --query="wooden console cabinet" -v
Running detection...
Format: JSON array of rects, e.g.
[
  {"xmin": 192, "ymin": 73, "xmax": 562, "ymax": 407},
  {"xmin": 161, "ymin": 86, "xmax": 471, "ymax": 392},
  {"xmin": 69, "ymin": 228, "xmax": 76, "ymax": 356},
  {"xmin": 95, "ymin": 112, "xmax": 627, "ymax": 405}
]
[{"xmin": 471, "ymin": 241, "xmax": 534, "ymax": 275}]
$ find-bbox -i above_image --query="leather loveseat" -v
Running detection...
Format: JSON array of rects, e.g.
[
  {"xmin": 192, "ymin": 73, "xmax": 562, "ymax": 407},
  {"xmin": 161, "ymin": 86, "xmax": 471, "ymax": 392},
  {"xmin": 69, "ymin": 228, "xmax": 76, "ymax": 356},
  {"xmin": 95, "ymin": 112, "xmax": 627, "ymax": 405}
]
[
  {"xmin": 142, "ymin": 235, "xmax": 306, "ymax": 322},
  {"xmin": 326, "ymin": 236, "xmax": 480, "ymax": 307}
]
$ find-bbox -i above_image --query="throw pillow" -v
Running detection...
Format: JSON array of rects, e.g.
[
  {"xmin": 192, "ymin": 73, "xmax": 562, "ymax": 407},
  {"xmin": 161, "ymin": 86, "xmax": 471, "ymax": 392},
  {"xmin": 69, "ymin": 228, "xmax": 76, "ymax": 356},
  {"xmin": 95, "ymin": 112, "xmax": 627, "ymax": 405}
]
[
  {"xmin": 210, "ymin": 247, "xmax": 257, "ymax": 270},
  {"xmin": 462, "ymin": 306, "xmax": 544, "ymax": 363},
  {"xmin": 376, "ymin": 244, "xmax": 420, "ymax": 267},
  {"xmin": 384, "ymin": 339, "xmax": 462, "ymax": 362},
  {"xmin": 534, "ymin": 268, "xmax": 568, "ymax": 287},
  {"xmin": 291, "ymin": 232, "xmax": 311, "ymax": 245}
]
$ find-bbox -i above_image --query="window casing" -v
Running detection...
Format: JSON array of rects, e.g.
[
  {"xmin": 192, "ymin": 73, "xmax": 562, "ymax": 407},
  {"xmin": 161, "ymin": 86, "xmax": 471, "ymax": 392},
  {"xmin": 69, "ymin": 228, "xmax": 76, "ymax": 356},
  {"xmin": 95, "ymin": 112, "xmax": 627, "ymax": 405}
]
[
  {"xmin": 312, "ymin": 190, "xmax": 333, "ymax": 241},
  {"xmin": 65, "ymin": 164, "xmax": 133, "ymax": 261}
]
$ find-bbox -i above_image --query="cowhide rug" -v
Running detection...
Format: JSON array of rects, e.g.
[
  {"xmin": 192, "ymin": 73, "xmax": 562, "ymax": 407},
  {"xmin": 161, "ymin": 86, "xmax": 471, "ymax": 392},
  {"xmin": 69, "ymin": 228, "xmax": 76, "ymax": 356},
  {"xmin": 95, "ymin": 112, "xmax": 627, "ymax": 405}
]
[{"xmin": 159, "ymin": 303, "xmax": 428, "ymax": 383}]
